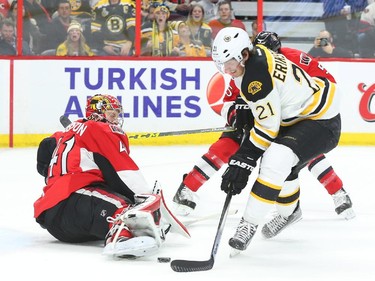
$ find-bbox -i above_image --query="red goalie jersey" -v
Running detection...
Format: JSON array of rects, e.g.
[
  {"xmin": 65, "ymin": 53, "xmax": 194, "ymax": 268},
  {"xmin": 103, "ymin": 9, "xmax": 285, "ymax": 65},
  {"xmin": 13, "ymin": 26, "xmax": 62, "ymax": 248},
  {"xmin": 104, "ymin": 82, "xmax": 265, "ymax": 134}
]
[{"xmin": 34, "ymin": 119, "xmax": 150, "ymax": 218}]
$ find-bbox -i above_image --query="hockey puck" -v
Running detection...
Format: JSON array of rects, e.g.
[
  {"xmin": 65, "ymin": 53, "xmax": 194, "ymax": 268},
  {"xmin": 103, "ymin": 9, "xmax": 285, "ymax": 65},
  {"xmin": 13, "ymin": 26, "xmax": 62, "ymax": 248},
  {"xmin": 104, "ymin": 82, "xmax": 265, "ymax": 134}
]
[{"xmin": 157, "ymin": 257, "xmax": 171, "ymax": 263}]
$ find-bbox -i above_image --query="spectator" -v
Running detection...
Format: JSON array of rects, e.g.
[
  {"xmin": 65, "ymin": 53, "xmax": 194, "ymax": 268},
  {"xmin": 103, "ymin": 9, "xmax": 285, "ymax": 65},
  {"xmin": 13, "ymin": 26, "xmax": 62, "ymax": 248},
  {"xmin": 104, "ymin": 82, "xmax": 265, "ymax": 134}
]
[
  {"xmin": 0, "ymin": 0, "xmax": 10, "ymax": 19},
  {"xmin": 8, "ymin": 0, "xmax": 44, "ymax": 55},
  {"xmin": 185, "ymin": 3, "xmax": 212, "ymax": 56},
  {"xmin": 40, "ymin": 0, "xmax": 60, "ymax": 17},
  {"xmin": 141, "ymin": 1, "xmax": 161, "ymax": 26},
  {"xmin": 67, "ymin": 0, "xmax": 92, "ymax": 43},
  {"xmin": 164, "ymin": 0, "xmax": 191, "ymax": 21},
  {"xmin": 251, "ymin": 20, "xmax": 258, "ymax": 40},
  {"xmin": 208, "ymin": 0, "xmax": 246, "ymax": 39},
  {"xmin": 141, "ymin": 3, "xmax": 180, "ymax": 56},
  {"xmin": 176, "ymin": 22, "xmax": 206, "ymax": 57},
  {"xmin": 68, "ymin": 0, "xmax": 92, "ymax": 20},
  {"xmin": 0, "ymin": 18, "xmax": 32, "ymax": 55},
  {"xmin": 357, "ymin": 2, "xmax": 375, "ymax": 58},
  {"xmin": 91, "ymin": 0, "xmax": 135, "ymax": 56},
  {"xmin": 322, "ymin": 0, "xmax": 368, "ymax": 54},
  {"xmin": 191, "ymin": 0, "xmax": 220, "ymax": 23},
  {"xmin": 308, "ymin": 30, "xmax": 353, "ymax": 58},
  {"xmin": 42, "ymin": 0, "xmax": 73, "ymax": 52},
  {"xmin": 56, "ymin": 21, "xmax": 94, "ymax": 56},
  {"xmin": 24, "ymin": 0, "xmax": 52, "ymax": 35}
]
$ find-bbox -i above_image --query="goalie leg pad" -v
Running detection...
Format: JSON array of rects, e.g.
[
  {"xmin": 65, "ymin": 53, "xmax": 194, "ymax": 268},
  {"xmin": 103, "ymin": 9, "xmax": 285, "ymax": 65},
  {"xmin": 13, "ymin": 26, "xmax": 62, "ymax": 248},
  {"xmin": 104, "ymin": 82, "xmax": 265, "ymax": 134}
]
[
  {"xmin": 160, "ymin": 189, "xmax": 191, "ymax": 239},
  {"xmin": 122, "ymin": 194, "xmax": 164, "ymax": 245},
  {"xmin": 103, "ymin": 236, "xmax": 159, "ymax": 259}
]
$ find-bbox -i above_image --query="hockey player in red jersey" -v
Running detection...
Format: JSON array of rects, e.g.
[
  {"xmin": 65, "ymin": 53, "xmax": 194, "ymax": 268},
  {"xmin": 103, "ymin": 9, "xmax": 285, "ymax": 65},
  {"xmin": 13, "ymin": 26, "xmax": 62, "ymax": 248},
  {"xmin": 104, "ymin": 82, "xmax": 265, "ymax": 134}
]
[
  {"xmin": 173, "ymin": 31, "xmax": 354, "ymax": 224},
  {"xmin": 34, "ymin": 94, "xmax": 189, "ymax": 259}
]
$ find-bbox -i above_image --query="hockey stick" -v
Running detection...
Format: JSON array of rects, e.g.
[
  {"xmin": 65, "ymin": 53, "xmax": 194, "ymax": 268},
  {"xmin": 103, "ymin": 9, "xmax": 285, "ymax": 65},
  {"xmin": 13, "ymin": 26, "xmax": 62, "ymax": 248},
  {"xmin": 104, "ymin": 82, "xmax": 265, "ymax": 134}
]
[
  {"xmin": 60, "ymin": 115, "xmax": 72, "ymax": 128},
  {"xmin": 182, "ymin": 208, "xmax": 238, "ymax": 227},
  {"xmin": 170, "ymin": 192, "xmax": 233, "ymax": 272},
  {"xmin": 128, "ymin": 126, "xmax": 233, "ymax": 139},
  {"xmin": 59, "ymin": 115, "xmax": 234, "ymax": 137}
]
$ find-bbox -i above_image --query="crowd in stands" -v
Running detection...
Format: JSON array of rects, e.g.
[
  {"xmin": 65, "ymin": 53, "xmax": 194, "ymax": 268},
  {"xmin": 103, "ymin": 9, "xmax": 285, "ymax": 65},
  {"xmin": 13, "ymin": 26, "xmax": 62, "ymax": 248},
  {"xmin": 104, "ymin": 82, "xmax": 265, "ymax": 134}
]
[{"xmin": 0, "ymin": 0, "xmax": 374, "ymax": 58}]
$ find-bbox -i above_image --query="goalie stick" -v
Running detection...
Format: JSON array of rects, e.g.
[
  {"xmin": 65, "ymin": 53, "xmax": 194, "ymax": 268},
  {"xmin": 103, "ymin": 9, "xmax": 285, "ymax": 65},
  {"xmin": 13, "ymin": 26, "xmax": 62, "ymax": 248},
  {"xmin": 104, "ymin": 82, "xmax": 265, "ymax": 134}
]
[
  {"xmin": 182, "ymin": 208, "xmax": 238, "ymax": 226},
  {"xmin": 60, "ymin": 115, "xmax": 72, "ymax": 128},
  {"xmin": 59, "ymin": 115, "xmax": 234, "ymax": 136},
  {"xmin": 170, "ymin": 192, "xmax": 233, "ymax": 272}
]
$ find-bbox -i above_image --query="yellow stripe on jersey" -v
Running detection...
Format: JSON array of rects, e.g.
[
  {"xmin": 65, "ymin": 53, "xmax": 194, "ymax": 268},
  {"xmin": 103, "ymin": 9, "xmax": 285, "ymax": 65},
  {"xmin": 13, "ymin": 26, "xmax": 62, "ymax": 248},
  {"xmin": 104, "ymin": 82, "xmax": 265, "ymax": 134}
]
[
  {"xmin": 310, "ymin": 78, "xmax": 336, "ymax": 120},
  {"xmin": 249, "ymin": 120, "xmax": 279, "ymax": 150},
  {"xmin": 281, "ymin": 78, "xmax": 337, "ymax": 126},
  {"xmin": 250, "ymin": 129, "xmax": 270, "ymax": 150},
  {"xmin": 258, "ymin": 45, "xmax": 275, "ymax": 89}
]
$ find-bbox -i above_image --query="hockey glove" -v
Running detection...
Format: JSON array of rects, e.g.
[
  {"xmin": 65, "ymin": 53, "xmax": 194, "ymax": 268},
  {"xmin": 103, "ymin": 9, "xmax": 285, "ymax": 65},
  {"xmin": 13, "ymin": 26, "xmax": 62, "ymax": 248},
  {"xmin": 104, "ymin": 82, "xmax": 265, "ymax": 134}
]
[
  {"xmin": 221, "ymin": 153, "xmax": 256, "ymax": 195},
  {"xmin": 235, "ymin": 96, "xmax": 254, "ymax": 133}
]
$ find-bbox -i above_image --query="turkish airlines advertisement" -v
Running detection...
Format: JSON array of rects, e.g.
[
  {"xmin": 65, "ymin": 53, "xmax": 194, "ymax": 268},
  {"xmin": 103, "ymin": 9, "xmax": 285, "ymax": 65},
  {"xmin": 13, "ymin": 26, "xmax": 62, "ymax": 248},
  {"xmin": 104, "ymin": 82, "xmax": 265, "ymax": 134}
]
[{"xmin": 0, "ymin": 59, "xmax": 374, "ymax": 146}]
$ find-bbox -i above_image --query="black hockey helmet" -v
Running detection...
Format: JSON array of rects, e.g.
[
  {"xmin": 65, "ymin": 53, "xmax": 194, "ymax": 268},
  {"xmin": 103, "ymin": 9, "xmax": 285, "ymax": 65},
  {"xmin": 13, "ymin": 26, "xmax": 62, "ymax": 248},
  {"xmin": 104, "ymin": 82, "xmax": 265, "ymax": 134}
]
[{"xmin": 253, "ymin": 31, "xmax": 281, "ymax": 53}]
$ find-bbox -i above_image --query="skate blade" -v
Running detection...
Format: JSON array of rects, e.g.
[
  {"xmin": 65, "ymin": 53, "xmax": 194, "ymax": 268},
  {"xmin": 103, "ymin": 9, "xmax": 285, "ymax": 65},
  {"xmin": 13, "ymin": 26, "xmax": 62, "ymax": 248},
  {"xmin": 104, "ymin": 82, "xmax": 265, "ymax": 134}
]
[
  {"xmin": 341, "ymin": 208, "xmax": 356, "ymax": 220},
  {"xmin": 229, "ymin": 248, "xmax": 241, "ymax": 258}
]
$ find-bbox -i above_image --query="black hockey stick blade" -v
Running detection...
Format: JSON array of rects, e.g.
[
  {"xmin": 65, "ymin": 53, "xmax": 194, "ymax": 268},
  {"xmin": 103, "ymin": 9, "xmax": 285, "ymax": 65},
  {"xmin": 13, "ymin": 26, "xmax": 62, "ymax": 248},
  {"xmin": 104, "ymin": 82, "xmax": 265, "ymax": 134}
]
[
  {"xmin": 60, "ymin": 115, "xmax": 72, "ymax": 128},
  {"xmin": 170, "ymin": 258, "xmax": 214, "ymax": 272},
  {"xmin": 170, "ymin": 192, "xmax": 233, "ymax": 272}
]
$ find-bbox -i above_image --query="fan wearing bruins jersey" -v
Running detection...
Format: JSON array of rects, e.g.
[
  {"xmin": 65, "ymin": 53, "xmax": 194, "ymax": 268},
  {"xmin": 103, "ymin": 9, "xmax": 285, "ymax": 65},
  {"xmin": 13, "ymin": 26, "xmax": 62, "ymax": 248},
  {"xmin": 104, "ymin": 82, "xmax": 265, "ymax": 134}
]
[
  {"xmin": 212, "ymin": 27, "xmax": 341, "ymax": 254},
  {"xmin": 91, "ymin": 0, "xmax": 135, "ymax": 55}
]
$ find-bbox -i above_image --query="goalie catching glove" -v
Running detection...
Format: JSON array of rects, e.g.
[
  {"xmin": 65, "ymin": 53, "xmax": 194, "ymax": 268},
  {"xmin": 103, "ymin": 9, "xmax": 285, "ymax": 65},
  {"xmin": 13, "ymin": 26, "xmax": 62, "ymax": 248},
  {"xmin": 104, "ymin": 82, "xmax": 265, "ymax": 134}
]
[{"xmin": 221, "ymin": 152, "xmax": 256, "ymax": 195}]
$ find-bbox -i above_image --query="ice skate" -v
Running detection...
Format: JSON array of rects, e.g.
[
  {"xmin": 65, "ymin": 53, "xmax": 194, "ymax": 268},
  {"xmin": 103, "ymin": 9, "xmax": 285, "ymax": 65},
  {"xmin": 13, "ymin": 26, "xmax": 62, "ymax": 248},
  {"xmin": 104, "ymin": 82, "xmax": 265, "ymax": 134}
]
[
  {"xmin": 261, "ymin": 202, "xmax": 302, "ymax": 239},
  {"xmin": 229, "ymin": 217, "xmax": 258, "ymax": 253},
  {"xmin": 332, "ymin": 188, "xmax": 355, "ymax": 220},
  {"xmin": 172, "ymin": 182, "xmax": 196, "ymax": 216}
]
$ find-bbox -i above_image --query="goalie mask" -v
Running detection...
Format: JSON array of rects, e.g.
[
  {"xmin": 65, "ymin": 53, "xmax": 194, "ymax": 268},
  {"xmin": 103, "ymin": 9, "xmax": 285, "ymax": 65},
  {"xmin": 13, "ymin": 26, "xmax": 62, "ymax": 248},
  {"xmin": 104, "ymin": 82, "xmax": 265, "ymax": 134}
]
[{"xmin": 85, "ymin": 94, "xmax": 124, "ymax": 126}]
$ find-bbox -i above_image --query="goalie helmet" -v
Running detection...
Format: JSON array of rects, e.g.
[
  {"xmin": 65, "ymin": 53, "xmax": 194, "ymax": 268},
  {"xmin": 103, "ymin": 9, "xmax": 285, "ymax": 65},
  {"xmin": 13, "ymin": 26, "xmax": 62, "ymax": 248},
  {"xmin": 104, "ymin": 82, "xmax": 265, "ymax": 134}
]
[
  {"xmin": 85, "ymin": 94, "xmax": 123, "ymax": 126},
  {"xmin": 212, "ymin": 27, "xmax": 253, "ymax": 73},
  {"xmin": 253, "ymin": 31, "xmax": 281, "ymax": 53}
]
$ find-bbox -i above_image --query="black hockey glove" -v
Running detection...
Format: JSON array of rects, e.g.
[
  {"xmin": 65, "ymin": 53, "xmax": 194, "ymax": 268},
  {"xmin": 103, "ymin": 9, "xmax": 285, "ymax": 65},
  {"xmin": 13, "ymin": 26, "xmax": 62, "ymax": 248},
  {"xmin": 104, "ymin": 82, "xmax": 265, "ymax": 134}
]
[
  {"xmin": 226, "ymin": 96, "xmax": 254, "ymax": 133},
  {"xmin": 221, "ymin": 153, "xmax": 256, "ymax": 195}
]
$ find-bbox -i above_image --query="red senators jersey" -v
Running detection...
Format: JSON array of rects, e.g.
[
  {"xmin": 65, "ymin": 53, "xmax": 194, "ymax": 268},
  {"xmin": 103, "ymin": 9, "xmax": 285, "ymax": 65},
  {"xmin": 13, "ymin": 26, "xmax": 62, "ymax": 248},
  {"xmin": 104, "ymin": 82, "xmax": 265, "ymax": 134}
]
[
  {"xmin": 279, "ymin": 47, "xmax": 336, "ymax": 83},
  {"xmin": 34, "ymin": 119, "xmax": 150, "ymax": 218}
]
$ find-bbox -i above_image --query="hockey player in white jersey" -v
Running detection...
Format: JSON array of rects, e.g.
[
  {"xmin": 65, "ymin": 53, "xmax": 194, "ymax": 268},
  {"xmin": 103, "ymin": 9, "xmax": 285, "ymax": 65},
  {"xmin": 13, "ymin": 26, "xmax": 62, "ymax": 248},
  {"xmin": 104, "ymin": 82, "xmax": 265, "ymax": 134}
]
[{"xmin": 211, "ymin": 27, "xmax": 342, "ymax": 253}]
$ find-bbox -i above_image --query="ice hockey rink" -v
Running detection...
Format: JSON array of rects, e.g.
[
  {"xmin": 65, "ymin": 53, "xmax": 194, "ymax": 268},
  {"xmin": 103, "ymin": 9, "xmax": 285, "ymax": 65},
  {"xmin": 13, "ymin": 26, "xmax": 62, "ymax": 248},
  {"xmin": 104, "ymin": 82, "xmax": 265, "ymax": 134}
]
[{"xmin": 1, "ymin": 144, "xmax": 374, "ymax": 281}]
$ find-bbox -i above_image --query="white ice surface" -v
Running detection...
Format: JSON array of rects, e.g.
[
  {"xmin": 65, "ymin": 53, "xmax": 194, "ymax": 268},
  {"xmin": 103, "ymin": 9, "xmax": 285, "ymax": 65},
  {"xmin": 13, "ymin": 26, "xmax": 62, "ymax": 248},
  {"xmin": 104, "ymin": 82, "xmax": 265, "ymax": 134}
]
[{"xmin": 0, "ymin": 145, "xmax": 374, "ymax": 280}]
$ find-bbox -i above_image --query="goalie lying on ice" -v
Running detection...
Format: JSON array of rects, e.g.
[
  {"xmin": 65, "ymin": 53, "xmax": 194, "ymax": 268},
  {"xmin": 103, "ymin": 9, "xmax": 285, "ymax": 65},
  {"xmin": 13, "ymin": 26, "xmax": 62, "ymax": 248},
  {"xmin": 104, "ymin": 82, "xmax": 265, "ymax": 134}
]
[{"xmin": 34, "ymin": 94, "xmax": 189, "ymax": 259}]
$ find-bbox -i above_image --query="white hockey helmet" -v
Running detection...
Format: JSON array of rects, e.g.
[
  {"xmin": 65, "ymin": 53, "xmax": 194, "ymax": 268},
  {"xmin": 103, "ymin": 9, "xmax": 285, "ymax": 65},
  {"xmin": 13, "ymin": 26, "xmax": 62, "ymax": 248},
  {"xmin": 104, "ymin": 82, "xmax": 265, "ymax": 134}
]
[{"xmin": 212, "ymin": 27, "xmax": 253, "ymax": 73}]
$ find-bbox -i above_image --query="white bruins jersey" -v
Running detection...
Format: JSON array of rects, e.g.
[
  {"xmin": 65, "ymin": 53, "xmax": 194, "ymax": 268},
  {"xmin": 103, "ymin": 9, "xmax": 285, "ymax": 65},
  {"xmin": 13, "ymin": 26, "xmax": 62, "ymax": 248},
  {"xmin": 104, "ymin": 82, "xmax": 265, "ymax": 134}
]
[{"xmin": 235, "ymin": 45, "xmax": 340, "ymax": 152}]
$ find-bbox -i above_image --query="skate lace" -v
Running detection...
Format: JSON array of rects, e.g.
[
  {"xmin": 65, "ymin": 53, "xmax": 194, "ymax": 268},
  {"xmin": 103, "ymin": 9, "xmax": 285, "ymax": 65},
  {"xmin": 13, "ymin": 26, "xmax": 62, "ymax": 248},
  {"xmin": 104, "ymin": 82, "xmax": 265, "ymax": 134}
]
[
  {"xmin": 266, "ymin": 215, "xmax": 288, "ymax": 235},
  {"xmin": 235, "ymin": 219, "xmax": 255, "ymax": 243},
  {"xmin": 105, "ymin": 211, "xmax": 129, "ymax": 244}
]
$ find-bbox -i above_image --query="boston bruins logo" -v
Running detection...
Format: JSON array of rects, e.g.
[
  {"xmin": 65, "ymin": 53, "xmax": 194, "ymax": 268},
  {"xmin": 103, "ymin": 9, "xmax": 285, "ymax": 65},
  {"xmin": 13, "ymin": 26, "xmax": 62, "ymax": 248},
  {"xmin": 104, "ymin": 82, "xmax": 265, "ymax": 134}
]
[
  {"xmin": 70, "ymin": 0, "xmax": 81, "ymax": 11},
  {"xmin": 106, "ymin": 15, "xmax": 124, "ymax": 33}
]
